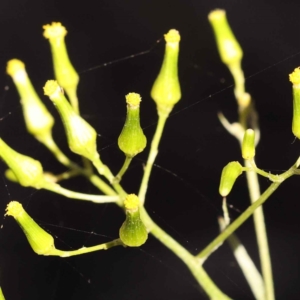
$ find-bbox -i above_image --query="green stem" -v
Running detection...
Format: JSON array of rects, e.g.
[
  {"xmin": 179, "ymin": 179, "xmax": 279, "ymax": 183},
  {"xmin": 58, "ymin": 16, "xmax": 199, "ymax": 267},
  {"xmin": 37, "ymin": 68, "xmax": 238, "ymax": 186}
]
[
  {"xmin": 138, "ymin": 109, "xmax": 170, "ymax": 205},
  {"xmin": 140, "ymin": 207, "xmax": 231, "ymax": 300},
  {"xmin": 244, "ymin": 159, "xmax": 275, "ymax": 300},
  {"xmin": 42, "ymin": 181, "xmax": 120, "ymax": 204},
  {"xmin": 115, "ymin": 156, "xmax": 132, "ymax": 182},
  {"xmin": 197, "ymin": 154, "xmax": 298, "ymax": 261},
  {"xmin": 50, "ymin": 238, "xmax": 123, "ymax": 257}
]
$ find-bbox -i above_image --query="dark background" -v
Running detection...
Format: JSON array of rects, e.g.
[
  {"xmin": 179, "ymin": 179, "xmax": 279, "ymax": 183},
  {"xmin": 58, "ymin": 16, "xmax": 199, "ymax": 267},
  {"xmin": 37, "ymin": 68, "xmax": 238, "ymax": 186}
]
[{"xmin": 0, "ymin": 0, "xmax": 299, "ymax": 299}]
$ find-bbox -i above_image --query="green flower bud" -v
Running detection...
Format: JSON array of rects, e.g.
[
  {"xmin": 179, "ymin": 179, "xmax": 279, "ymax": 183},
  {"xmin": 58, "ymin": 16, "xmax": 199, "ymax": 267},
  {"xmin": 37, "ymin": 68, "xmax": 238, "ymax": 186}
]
[
  {"xmin": 119, "ymin": 194, "xmax": 148, "ymax": 247},
  {"xmin": 43, "ymin": 22, "xmax": 79, "ymax": 112},
  {"xmin": 43, "ymin": 80, "xmax": 99, "ymax": 162},
  {"xmin": 289, "ymin": 68, "xmax": 300, "ymax": 139},
  {"xmin": 208, "ymin": 10, "xmax": 243, "ymax": 65},
  {"xmin": 0, "ymin": 139, "xmax": 44, "ymax": 188},
  {"xmin": 6, "ymin": 59, "xmax": 55, "ymax": 141},
  {"xmin": 242, "ymin": 129, "xmax": 256, "ymax": 160},
  {"xmin": 151, "ymin": 29, "xmax": 181, "ymax": 113},
  {"xmin": 6, "ymin": 201, "xmax": 55, "ymax": 255},
  {"xmin": 219, "ymin": 161, "xmax": 243, "ymax": 197},
  {"xmin": 118, "ymin": 93, "xmax": 147, "ymax": 158}
]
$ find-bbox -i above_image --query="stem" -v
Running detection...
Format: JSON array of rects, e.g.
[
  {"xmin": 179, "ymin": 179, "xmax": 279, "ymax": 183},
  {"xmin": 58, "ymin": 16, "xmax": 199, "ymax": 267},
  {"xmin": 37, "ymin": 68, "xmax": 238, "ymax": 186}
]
[
  {"xmin": 115, "ymin": 156, "xmax": 132, "ymax": 182},
  {"xmin": 138, "ymin": 109, "xmax": 170, "ymax": 205},
  {"xmin": 42, "ymin": 182, "xmax": 120, "ymax": 204},
  {"xmin": 219, "ymin": 217, "xmax": 265, "ymax": 300},
  {"xmin": 140, "ymin": 207, "xmax": 231, "ymax": 300},
  {"xmin": 244, "ymin": 159, "xmax": 275, "ymax": 300},
  {"xmin": 50, "ymin": 238, "xmax": 123, "ymax": 257}
]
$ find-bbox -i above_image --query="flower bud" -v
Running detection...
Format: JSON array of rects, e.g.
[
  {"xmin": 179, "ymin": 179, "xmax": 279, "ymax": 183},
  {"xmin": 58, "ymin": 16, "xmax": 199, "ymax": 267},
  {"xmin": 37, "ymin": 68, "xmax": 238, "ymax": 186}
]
[
  {"xmin": 43, "ymin": 80, "xmax": 99, "ymax": 162},
  {"xmin": 43, "ymin": 22, "xmax": 79, "ymax": 112},
  {"xmin": 119, "ymin": 194, "xmax": 148, "ymax": 247},
  {"xmin": 118, "ymin": 93, "xmax": 147, "ymax": 157},
  {"xmin": 0, "ymin": 139, "xmax": 44, "ymax": 188},
  {"xmin": 6, "ymin": 59, "xmax": 54, "ymax": 141},
  {"xmin": 151, "ymin": 29, "xmax": 181, "ymax": 113},
  {"xmin": 208, "ymin": 10, "xmax": 243, "ymax": 65},
  {"xmin": 289, "ymin": 67, "xmax": 300, "ymax": 139},
  {"xmin": 219, "ymin": 161, "xmax": 243, "ymax": 197},
  {"xmin": 6, "ymin": 201, "xmax": 55, "ymax": 255},
  {"xmin": 242, "ymin": 129, "xmax": 255, "ymax": 160}
]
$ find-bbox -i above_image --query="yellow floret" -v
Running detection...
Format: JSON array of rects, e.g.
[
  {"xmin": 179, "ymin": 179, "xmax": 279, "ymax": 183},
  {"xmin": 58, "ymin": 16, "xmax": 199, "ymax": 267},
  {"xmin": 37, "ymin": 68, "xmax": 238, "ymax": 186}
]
[
  {"xmin": 164, "ymin": 29, "xmax": 180, "ymax": 43},
  {"xmin": 289, "ymin": 67, "xmax": 300, "ymax": 85},
  {"xmin": 125, "ymin": 93, "xmax": 141, "ymax": 107},
  {"xmin": 124, "ymin": 194, "xmax": 140, "ymax": 210},
  {"xmin": 6, "ymin": 59, "xmax": 25, "ymax": 76},
  {"xmin": 43, "ymin": 22, "xmax": 67, "ymax": 39},
  {"xmin": 43, "ymin": 80, "xmax": 60, "ymax": 97}
]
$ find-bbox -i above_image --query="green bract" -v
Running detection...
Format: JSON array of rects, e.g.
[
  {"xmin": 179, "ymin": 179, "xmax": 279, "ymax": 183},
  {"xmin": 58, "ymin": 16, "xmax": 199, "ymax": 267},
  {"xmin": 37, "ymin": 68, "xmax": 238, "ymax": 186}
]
[
  {"xmin": 118, "ymin": 93, "xmax": 147, "ymax": 158},
  {"xmin": 242, "ymin": 129, "xmax": 256, "ymax": 160},
  {"xmin": 6, "ymin": 201, "xmax": 55, "ymax": 255},
  {"xmin": 219, "ymin": 161, "xmax": 243, "ymax": 197},
  {"xmin": 119, "ymin": 194, "xmax": 148, "ymax": 247},
  {"xmin": 151, "ymin": 29, "xmax": 181, "ymax": 113}
]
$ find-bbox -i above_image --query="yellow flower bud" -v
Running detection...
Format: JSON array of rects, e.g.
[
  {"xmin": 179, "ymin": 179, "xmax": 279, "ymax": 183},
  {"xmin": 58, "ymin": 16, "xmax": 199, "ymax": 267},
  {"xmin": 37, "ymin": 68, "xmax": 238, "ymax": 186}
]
[
  {"xmin": 119, "ymin": 194, "xmax": 148, "ymax": 247},
  {"xmin": 6, "ymin": 201, "xmax": 55, "ymax": 255},
  {"xmin": 118, "ymin": 93, "xmax": 147, "ymax": 158},
  {"xmin": 151, "ymin": 29, "xmax": 181, "ymax": 113}
]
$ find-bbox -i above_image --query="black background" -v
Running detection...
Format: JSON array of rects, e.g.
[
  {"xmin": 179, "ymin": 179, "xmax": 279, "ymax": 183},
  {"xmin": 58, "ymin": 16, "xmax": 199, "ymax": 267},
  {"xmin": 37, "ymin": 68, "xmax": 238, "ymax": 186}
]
[{"xmin": 0, "ymin": 0, "xmax": 299, "ymax": 299}]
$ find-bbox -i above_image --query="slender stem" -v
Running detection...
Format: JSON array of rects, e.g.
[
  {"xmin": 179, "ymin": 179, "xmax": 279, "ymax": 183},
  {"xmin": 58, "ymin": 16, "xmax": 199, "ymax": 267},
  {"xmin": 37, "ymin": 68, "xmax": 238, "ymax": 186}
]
[
  {"xmin": 219, "ymin": 217, "xmax": 265, "ymax": 300},
  {"xmin": 115, "ymin": 156, "xmax": 132, "ymax": 182},
  {"xmin": 244, "ymin": 159, "xmax": 275, "ymax": 300},
  {"xmin": 50, "ymin": 238, "xmax": 123, "ymax": 257},
  {"xmin": 140, "ymin": 207, "xmax": 231, "ymax": 300},
  {"xmin": 197, "ymin": 181, "xmax": 281, "ymax": 260},
  {"xmin": 138, "ymin": 109, "xmax": 170, "ymax": 205},
  {"xmin": 42, "ymin": 181, "xmax": 120, "ymax": 204}
]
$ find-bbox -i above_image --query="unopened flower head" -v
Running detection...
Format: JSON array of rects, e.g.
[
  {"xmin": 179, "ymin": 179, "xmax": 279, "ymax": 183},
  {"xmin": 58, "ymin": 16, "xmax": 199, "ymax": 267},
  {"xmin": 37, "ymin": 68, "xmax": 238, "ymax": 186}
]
[
  {"xmin": 119, "ymin": 194, "xmax": 148, "ymax": 247},
  {"xmin": 44, "ymin": 80, "xmax": 98, "ymax": 161},
  {"xmin": 43, "ymin": 22, "xmax": 79, "ymax": 112},
  {"xmin": 151, "ymin": 29, "xmax": 181, "ymax": 113},
  {"xmin": 208, "ymin": 10, "xmax": 243, "ymax": 65},
  {"xmin": 6, "ymin": 201, "xmax": 55, "ymax": 255},
  {"xmin": 118, "ymin": 93, "xmax": 147, "ymax": 157},
  {"xmin": 7, "ymin": 59, "xmax": 54, "ymax": 139}
]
